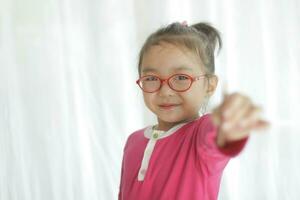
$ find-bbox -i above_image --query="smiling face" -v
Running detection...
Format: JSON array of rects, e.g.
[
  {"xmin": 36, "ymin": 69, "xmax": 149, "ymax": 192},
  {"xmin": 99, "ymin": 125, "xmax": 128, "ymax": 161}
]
[{"xmin": 140, "ymin": 42, "xmax": 218, "ymax": 131}]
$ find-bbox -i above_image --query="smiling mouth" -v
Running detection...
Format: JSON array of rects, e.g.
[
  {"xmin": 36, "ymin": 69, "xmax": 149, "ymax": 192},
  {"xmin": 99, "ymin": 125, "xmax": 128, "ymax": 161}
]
[{"xmin": 159, "ymin": 104, "xmax": 180, "ymax": 110}]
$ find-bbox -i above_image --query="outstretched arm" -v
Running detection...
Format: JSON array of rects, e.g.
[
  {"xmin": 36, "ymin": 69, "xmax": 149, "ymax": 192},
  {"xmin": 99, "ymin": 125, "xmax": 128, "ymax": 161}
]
[{"xmin": 212, "ymin": 84, "xmax": 270, "ymax": 148}]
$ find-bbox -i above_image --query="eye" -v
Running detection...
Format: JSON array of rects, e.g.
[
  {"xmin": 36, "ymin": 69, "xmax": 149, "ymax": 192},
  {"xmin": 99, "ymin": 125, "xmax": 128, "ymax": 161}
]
[
  {"xmin": 175, "ymin": 75, "xmax": 189, "ymax": 80},
  {"xmin": 144, "ymin": 76, "xmax": 158, "ymax": 81}
]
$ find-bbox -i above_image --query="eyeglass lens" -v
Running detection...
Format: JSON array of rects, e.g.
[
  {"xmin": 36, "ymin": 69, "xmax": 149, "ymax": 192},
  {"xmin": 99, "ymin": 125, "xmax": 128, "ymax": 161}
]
[{"xmin": 140, "ymin": 74, "xmax": 192, "ymax": 92}]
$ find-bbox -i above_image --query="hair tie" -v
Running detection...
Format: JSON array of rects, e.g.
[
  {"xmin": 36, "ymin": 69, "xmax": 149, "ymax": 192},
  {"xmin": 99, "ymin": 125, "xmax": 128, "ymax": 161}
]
[{"xmin": 181, "ymin": 21, "xmax": 188, "ymax": 27}]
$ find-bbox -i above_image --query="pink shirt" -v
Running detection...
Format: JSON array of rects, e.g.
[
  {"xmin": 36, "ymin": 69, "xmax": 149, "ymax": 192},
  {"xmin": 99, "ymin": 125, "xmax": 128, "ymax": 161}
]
[{"xmin": 118, "ymin": 114, "xmax": 248, "ymax": 200}]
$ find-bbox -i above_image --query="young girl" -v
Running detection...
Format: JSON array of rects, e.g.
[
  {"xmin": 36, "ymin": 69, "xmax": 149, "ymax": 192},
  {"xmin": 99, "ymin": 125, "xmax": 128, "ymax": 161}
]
[{"xmin": 118, "ymin": 21, "xmax": 269, "ymax": 200}]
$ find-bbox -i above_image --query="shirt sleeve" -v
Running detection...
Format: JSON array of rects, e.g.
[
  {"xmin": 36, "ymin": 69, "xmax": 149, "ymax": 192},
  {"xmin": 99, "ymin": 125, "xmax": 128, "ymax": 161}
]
[{"xmin": 195, "ymin": 114, "xmax": 248, "ymax": 174}]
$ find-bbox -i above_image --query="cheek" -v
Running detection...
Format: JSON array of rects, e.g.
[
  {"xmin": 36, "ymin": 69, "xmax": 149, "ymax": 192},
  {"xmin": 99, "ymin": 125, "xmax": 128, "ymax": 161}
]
[
  {"xmin": 184, "ymin": 89, "xmax": 206, "ymax": 108},
  {"xmin": 143, "ymin": 93, "xmax": 155, "ymax": 107}
]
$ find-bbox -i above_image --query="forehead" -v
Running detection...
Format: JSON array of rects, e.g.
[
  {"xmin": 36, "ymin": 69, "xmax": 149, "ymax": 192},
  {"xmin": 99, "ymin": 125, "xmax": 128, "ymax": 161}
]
[{"xmin": 141, "ymin": 43, "xmax": 204, "ymax": 75}]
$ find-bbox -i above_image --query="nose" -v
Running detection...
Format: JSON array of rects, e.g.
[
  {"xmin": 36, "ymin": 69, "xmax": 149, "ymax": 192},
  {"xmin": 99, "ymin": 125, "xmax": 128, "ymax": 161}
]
[{"xmin": 158, "ymin": 80, "xmax": 174, "ymax": 96}]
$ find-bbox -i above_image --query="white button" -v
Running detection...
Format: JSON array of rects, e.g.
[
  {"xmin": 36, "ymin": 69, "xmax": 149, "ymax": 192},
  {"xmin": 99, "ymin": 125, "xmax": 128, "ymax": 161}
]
[
  {"xmin": 153, "ymin": 133, "xmax": 159, "ymax": 139},
  {"xmin": 140, "ymin": 169, "xmax": 146, "ymax": 175}
]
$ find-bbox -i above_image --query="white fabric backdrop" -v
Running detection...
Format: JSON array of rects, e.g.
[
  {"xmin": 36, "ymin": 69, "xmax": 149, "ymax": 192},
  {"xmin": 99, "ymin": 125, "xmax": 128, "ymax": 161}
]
[{"xmin": 1, "ymin": 0, "xmax": 299, "ymax": 199}]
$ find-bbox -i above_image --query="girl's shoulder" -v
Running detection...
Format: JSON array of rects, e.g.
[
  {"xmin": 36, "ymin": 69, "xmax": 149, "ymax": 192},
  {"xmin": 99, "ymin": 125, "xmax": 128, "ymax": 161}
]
[
  {"xmin": 125, "ymin": 126, "xmax": 149, "ymax": 143},
  {"xmin": 196, "ymin": 113, "xmax": 217, "ymax": 130},
  {"xmin": 180, "ymin": 113, "xmax": 217, "ymax": 135},
  {"xmin": 186, "ymin": 113, "xmax": 214, "ymax": 128}
]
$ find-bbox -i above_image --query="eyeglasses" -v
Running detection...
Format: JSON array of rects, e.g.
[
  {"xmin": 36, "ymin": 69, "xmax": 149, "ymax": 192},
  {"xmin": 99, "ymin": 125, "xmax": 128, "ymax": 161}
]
[{"xmin": 136, "ymin": 73, "xmax": 207, "ymax": 93}]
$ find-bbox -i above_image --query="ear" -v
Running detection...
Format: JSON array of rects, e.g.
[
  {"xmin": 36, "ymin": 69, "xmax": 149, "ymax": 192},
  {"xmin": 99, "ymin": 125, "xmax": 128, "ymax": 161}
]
[{"xmin": 206, "ymin": 75, "xmax": 218, "ymax": 97}]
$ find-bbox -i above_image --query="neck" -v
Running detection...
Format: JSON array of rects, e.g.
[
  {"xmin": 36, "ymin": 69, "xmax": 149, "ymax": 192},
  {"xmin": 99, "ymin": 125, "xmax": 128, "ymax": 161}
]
[{"xmin": 155, "ymin": 115, "xmax": 200, "ymax": 131}]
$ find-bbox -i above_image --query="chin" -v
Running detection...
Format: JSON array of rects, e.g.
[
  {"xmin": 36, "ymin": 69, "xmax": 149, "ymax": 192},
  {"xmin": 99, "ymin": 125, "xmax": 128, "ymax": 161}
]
[{"xmin": 157, "ymin": 114, "xmax": 186, "ymax": 123}]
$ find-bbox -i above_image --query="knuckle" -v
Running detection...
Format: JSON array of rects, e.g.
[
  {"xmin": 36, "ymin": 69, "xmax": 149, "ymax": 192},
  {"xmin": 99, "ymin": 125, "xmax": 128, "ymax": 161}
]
[
  {"xmin": 225, "ymin": 132, "xmax": 237, "ymax": 141},
  {"xmin": 232, "ymin": 92, "xmax": 240, "ymax": 98},
  {"xmin": 244, "ymin": 95, "xmax": 251, "ymax": 102}
]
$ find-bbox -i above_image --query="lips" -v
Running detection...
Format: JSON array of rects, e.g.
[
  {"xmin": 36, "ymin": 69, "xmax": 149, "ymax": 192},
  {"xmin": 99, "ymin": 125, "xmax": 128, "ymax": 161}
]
[
  {"xmin": 159, "ymin": 104, "xmax": 179, "ymax": 110},
  {"xmin": 160, "ymin": 104, "xmax": 177, "ymax": 107}
]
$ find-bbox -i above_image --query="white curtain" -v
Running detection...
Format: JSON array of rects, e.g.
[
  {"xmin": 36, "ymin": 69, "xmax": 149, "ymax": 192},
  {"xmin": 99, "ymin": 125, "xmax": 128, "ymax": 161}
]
[{"xmin": 1, "ymin": 0, "xmax": 299, "ymax": 199}]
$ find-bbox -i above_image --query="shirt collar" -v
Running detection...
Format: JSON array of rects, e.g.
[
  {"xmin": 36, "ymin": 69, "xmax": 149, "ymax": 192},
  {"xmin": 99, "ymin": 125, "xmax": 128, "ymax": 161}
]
[{"xmin": 144, "ymin": 121, "xmax": 189, "ymax": 140}]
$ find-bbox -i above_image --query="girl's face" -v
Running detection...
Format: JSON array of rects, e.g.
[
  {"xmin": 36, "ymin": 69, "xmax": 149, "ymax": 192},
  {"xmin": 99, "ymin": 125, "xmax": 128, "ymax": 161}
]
[{"xmin": 140, "ymin": 42, "xmax": 218, "ymax": 131}]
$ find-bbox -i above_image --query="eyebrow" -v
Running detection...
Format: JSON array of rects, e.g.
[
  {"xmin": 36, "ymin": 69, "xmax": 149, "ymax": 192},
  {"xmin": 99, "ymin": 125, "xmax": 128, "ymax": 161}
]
[{"xmin": 142, "ymin": 66, "xmax": 193, "ymax": 73}]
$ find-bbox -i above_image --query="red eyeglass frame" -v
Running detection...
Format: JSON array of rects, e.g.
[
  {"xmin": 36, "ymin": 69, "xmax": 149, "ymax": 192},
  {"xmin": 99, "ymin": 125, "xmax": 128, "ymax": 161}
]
[{"xmin": 136, "ymin": 73, "xmax": 208, "ymax": 93}]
